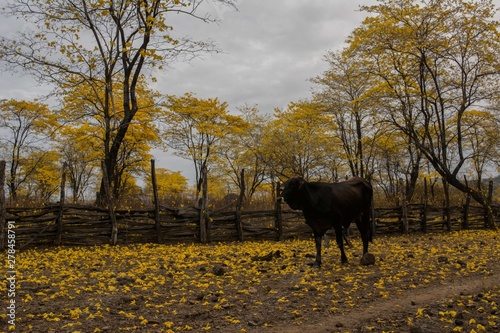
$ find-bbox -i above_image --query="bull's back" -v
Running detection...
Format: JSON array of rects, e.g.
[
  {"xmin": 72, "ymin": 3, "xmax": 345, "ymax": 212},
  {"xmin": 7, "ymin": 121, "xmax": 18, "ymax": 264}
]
[
  {"xmin": 304, "ymin": 178, "xmax": 371, "ymax": 221},
  {"xmin": 330, "ymin": 177, "xmax": 371, "ymax": 202}
]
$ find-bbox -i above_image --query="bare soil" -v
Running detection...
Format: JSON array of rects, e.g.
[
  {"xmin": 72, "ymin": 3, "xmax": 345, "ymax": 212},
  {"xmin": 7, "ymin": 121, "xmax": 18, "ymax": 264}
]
[
  {"xmin": 2, "ymin": 230, "xmax": 500, "ymax": 333},
  {"xmin": 265, "ymin": 273, "xmax": 500, "ymax": 333}
]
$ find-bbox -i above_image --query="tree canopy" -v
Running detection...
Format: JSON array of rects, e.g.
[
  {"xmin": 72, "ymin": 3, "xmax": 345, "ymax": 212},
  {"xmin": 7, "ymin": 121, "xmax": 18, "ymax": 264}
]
[
  {"xmin": 0, "ymin": 0, "xmax": 237, "ymax": 204},
  {"xmin": 0, "ymin": 0, "xmax": 499, "ymax": 210},
  {"xmin": 347, "ymin": 0, "xmax": 500, "ymax": 206}
]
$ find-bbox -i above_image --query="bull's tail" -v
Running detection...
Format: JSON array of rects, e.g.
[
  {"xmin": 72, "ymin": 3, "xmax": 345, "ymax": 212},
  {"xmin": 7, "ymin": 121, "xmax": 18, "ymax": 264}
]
[
  {"xmin": 368, "ymin": 212, "xmax": 374, "ymax": 243},
  {"xmin": 366, "ymin": 184, "xmax": 374, "ymax": 243},
  {"xmin": 368, "ymin": 192, "xmax": 375, "ymax": 243}
]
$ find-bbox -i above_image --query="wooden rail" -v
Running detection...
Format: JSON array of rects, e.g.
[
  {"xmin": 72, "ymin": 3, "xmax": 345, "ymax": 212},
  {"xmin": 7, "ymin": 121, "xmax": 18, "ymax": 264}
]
[
  {"xmin": 0, "ymin": 201, "xmax": 498, "ymax": 249},
  {"xmin": 0, "ymin": 160, "xmax": 498, "ymax": 249}
]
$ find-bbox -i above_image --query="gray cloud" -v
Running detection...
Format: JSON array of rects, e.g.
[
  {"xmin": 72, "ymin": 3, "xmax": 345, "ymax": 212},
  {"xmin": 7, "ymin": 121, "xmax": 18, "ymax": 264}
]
[
  {"xmin": 10, "ymin": 0, "xmax": 476, "ymax": 182},
  {"xmin": 0, "ymin": 0, "xmax": 383, "ymax": 181},
  {"xmin": 150, "ymin": 0, "xmax": 371, "ymax": 179},
  {"xmin": 156, "ymin": 0, "xmax": 369, "ymax": 114}
]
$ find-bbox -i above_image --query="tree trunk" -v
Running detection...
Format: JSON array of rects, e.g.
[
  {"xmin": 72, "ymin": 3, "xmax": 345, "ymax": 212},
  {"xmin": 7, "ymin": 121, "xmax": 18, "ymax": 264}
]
[
  {"xmin": 0, "ymin": 161, "xmax": 6, "ymax": 249},
  {"xmin": 235, "ymin": 169, "xmax": 245, "ymax": 241},
  {"xmin": 151, "ymin": 159, "xmax": 163, "ymax": 243},
  {"xmin": 275, "ymin": 181, "xmax": 283, "ymax": 241},
  {"xmin": 198, "ymin": 165, "xmax": 209, "ymax": 243},
  {"xmin": 56, "ymin": 163, "xmax": 67, "ymax": 245},
  {"xmin": 400, "ymin": 178, "xmax": 409, "ymax": 234}
]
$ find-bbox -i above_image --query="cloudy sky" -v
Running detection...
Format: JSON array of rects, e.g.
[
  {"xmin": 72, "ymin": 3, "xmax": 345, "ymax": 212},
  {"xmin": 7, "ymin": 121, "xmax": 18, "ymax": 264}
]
[
  {"xmin": 4, "ymin": 0, "xmax": 495, "ymax": 183},
  {"xmin": 155, "ymin": 0, "xmax": 370, "ymax": 180},
  {"xmin": 0, "ymin": 0, "xmax": 372, "ymax": 182},
  {"xmin": 156, "ymin": 0, "xmax": 369, "ymax": 113},
  {"xmin": 0, "ymin": 0, "xmax": 369, "ymax": 104}
]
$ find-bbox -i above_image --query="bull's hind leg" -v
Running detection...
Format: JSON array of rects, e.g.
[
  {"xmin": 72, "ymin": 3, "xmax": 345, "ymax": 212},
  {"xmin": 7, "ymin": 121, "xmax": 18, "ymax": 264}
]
[
  {"xmin": 334, "ymin": 226, "xmax": 348, "ymax": 264},
  {"xmin": 313, "ymin": 232, "xmax": 323, "ymax": 267},
  {"xmin": 355, "ymin": 215, "xmax": 370, "ymax": 255}
]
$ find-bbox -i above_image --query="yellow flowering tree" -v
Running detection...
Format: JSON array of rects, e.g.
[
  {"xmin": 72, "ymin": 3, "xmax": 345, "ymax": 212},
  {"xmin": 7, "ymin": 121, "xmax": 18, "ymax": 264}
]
[
  {"xmin": 58, "ymin": 76, "xmax": 160, "ymax": 202},
  {"xmin": 350, "ymin": 0, "xmax": 500, "ymax": 214},
  {"xmin": 0, "ymin": 99, "xmax": 59, "ymax": 202},
  {"xmin": 162, "ymin": 93, "xmax": 247, "ymax": 199},
  {"xmin": 260, "ymin": 99, "xmax": 342, "ymax": 181},
  {"xmin": 0, "ymin": 0, "xmax": 237, "ymax": 203}
]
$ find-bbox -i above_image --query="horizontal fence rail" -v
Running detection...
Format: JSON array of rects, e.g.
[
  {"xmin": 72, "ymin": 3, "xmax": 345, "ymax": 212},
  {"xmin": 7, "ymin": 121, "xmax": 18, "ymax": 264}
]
[
  {"xmin": 0, "ymin": 160, "xmax": 498, "ymax": 249},
  {"xmin": 1, "ymin": 202, "xmax": 499, "ymax": 249}
]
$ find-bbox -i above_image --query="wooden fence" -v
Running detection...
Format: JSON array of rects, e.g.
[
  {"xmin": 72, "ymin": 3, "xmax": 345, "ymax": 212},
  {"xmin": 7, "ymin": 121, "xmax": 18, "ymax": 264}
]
[
  {"xmin": 1, "ymin": 198, "xmax": 499, "ymax": 250},
  {"xmin": 0, "ymin": 160, "xmax": 498, "ymax": 249}
]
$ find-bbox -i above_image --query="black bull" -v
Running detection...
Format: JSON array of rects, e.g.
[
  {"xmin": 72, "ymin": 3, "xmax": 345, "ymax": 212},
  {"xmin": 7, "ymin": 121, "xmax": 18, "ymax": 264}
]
[{"xmin": 279, "ymin": 176, "xmax": 373, "ymax": 267}]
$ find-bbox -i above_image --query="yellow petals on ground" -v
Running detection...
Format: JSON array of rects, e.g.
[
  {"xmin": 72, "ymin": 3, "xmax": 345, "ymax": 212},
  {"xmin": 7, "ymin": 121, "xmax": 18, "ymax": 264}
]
[{"xmin": 1, "ymin": 230, "xmax": 499, "ymax": 332}]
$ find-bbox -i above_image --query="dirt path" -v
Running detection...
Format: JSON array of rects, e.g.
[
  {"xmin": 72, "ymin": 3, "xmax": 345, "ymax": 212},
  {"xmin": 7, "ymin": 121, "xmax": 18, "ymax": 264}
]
[{"xmin": 262, "ymin": 272, "xmax": 500, "ymax": 333}]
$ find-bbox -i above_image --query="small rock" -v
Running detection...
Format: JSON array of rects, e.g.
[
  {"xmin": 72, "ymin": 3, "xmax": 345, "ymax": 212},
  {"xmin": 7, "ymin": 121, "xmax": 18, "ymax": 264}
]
[
  {"xmin": 247, "ymin": 319, "xmax": 262, "ymax": 327},
  {"xmin": 437, "ymin": 256, "xmax": 449, "ymax": 263},
  {"xmin": 335, "ymin": 322, "xmax": 344, "ymax": 328},
  {"xmin": 212, "ymin": 265, "xmax": 225, "ymax": 276},
  {"xmin": 438, "ymin": 256, "xmax": 450, "ymax": 264},
  {"xmin": 251, "ymin": 250, "xmax": 281, "ymax": 262},
  {"xmin": 360, "ymin": 253, "xmax": 376, "ymax": 265},
  {"xmin": 120, "ymin": 296, "xmax": 134, "ymax": 304},
  {"xmin": 117, "ymin": 277, "xmax": 135, "ymax": 285}
]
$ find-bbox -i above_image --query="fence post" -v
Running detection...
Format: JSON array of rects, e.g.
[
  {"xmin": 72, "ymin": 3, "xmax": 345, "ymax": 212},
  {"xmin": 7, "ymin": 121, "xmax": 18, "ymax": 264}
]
[
  {"xmin": 0, "ymin": 161, "xmax": 6, "ymax": 249},
  {"xmin": 102, "ymin": 161, "xmax": 118, "ymax": 245},
  {"xmin": 462, "ymin": 176, "xmax": 470, "ymax": 229},
  {"xmin": 275, "ymin": 181, "xmax": 283, "ymax": 240},
  {"xmin": 56, "ymin": 162, "xmax": 67, "ymax": 245},
  {"xmin": 151, "ymin": 159, "xmax": 163, "ymax": 243},
  {"xmin": 421, "ymin": 178, "xmax": 428, "ymax": 233},
  {"xmin": 485, "ymin": 180, "xmax": 494, "ymax": 229},
  {"xmin": 400, "ymin": 178, "xmax": 409, "ymax": 234},
  {"xmin": 235, "ymin": 169, "xmax": 245, "ymax": 241},
  {"xmin": 462, "ymin": 194, "xmax": 470, "ymax": 229},
  {"xmin": 443, "ymin": 178, "xmax": 451, "ymax": 231}
]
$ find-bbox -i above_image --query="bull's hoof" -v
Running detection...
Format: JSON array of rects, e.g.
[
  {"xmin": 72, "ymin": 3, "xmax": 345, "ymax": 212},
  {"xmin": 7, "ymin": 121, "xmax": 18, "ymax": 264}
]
[
  {"xmin": 307, "ymin": 261, "xmax": 321, "ymax": 268},
  {"xmin": 360, "ymin": 252, "xmax": 376, "ymax": 266}
]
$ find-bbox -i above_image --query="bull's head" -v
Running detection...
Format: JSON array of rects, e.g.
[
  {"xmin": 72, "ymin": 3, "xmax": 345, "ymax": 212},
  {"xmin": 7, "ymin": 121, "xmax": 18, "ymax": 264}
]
[{"xmin": 277, "ymin": 176, "xmax": 305, "ymax": 210}]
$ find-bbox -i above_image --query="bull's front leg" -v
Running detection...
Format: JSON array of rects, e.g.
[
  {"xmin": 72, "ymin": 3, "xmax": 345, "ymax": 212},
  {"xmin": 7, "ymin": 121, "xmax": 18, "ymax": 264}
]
[
  {"xmin": 313, "ymin": 232, "xmax": 323, "ymax": 268},
  {"xmin": 335, "ymin": 226, "xmax": 348, "ymax": 264}
]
